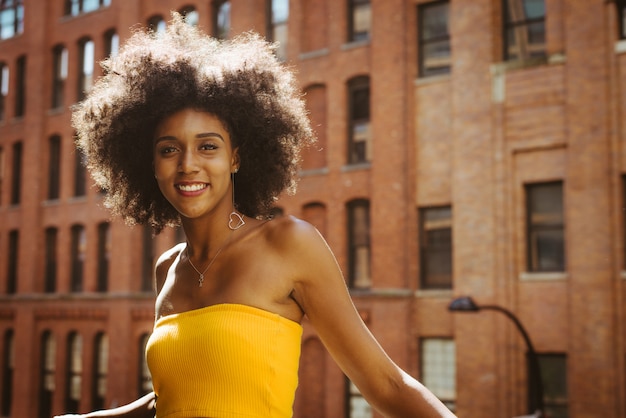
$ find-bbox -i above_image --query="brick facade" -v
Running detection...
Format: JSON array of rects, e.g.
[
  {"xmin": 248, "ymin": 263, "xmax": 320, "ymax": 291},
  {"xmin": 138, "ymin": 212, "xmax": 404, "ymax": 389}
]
[{"xmin": 0, "ymin": 1, "xmax": 624, "ymax": 417}]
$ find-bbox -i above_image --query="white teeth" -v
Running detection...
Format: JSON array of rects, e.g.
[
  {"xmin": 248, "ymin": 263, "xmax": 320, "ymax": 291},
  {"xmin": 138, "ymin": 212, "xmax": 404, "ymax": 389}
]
[{"xmin": 178, "ymin": 183, "xmax": 206, "ymax": 192}]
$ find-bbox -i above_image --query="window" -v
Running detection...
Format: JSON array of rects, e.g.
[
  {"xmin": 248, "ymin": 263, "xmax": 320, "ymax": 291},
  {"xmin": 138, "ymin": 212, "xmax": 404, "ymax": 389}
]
[
  {"xmin": 39, "ymin": 331, "xmax": 55, "ymax": 418},
  {"xmin": 103, "ymin": 29, "xmax": 119, "ymax": 58},
  {"xmin": 147, "ymin": 15, "xmax": 166, "ymax": 36},
  {"xmin": 65, "ymin": 333, "xmax": 82, "ymax": 413},
  {"xmin": 347, "ymin": 199, "xmax": 370, "ymax": 289},
  {"xmin": 48, "ymin": 135, "xmax": 61, "ymax": 200},
  {"xmin": 96, "ymin": 223, "xmax": 110, "ymax": 292},
  {"xmin": 534, "ymin": 354, "xmax": 568, "ymax": 418},
  {"xmin": 6, "ymin": 230, "xmax": 18, "ymax": 294},
  {"xmin": 618, "ymin": 0, "xmax": 626, "ymax": 39},
  {"xmin": 1, "ymin": 330, "xmax": 13, "ymax": 417},
  {"xmin": 348, "ymin": 0, "xmax": 371, "ymax": 43},
  {"xmin": 267, "ymin": 0, "xmax": 289, "ymax": 60},
  {"xmin": 347, "ymin": 76, "xmax": 371, "ymax": 165},
  {"xmin": 74, "ymin": 146, "xmax": 86, "ymax": 197},
  {"xmin": 138, "ymin": 334, "xmax": 152, "ymax": 396},
  {"xmin": 44, "ymin": 227, "xmax": 58, "ymax": 293},
  {"xmin": 10, "ymin": 141, "xmax": 21, "ymax": 205},
  {"xmin": 65, "ymin": 0, "xmax": 110, "ymax": 16},
  {"xmin": 0, "ymin": 63, "xmax": 8, "ymax": 120},
  {"xmin": 52, "ymin": 45, "xmax": 68, "ymax": 109},
  {"xmin": 70, "ymin": 225, "xmax": 86, "ymax": 292},
  {"xmin": 213, "ymin": 1, "xmax": 230, "ymax": 39},
  {"xmin": 418, "ymin": 1, "xmax": 451, "ymax": 77},
  {"xmin": 92, "ymin": 333, "xmax": 108, "ymax": 411},
  {"xmin": 503, "ymin": 0, "xmax": 546, "ymax": 61},
  {"xmin": 0, "ymin": 0, "xmax": 23, "ymax": 40},
  {"xmin": 421, "ymin": 338, "xmax": 456, "ymax": 412},
  {"xmin": 419, "ymin": 206, "xmax": 452, "ymax": 289},
  {"xmin": 142, "ymin": 225, "xmax": 154, "ymax": 292},
  {"xmin": 77, "ymin": 38, "xmax": 95, "ymax": 102},
  {"xmin": 345, "ymin": 378, "xmax": 371, "ymax": 418},
  {"xmin": 526, "ymin": 182, "xmax": 565, "ymax": 272},
  {"xmin": 179, "ymin": 6, "xmax": 199, "ymax": 27},
  {"xmin": 14, "ymin": 55, "xmax": 25, "ymax": 117}
]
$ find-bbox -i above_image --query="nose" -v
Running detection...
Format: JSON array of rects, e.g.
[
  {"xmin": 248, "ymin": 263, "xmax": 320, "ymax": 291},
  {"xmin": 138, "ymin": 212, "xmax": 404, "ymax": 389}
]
[{"xmin": 178, "ymin": 148, "xmax": 199, "ymax": 173}]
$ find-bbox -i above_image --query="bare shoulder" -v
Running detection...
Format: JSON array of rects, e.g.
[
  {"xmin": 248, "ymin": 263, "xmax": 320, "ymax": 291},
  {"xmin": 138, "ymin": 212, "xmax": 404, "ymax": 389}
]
[
  {"xmin": 263, "ymin": 215, "xmax": 328, "ymax": 254},
  {"xmin": 154, "ymin": 242, "xmax": 185, "ymax": 291}
]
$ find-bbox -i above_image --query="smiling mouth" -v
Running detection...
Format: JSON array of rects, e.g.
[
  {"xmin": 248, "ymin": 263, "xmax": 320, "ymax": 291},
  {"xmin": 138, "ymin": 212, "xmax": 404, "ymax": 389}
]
[{"xmin": 176, "ymin": 183, "xmax": 208, "ymax": 192}]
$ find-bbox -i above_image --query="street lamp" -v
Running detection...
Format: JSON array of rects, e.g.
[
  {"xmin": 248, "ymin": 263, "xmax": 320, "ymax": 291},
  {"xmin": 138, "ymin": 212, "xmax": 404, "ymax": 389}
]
[{"xmin": 448, "ymin": 296, "xmax": 544, "ymax": 417}]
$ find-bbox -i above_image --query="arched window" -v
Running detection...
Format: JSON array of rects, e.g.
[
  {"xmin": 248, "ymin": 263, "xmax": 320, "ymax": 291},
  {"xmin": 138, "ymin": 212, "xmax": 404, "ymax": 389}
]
[
  {"xmin": 213, "ymin": 1, "xmax": 230, "ymax": 39},
  {"xmin": 70, "ymin": 225, "xmax": 86, "ymax": 292},
  {"xmin": 39, "ymin": 331, "xmax": 56, "ymax": 418},
  {"xmin": 1, "ymin": 329, "xmax": 14, "ymax": 417},
  {"xmin": 51, "ymin": 45, "xmax": 68, "ymax": 109},
  {"xmin": 138, "ymin": 334, "xmax": 152, "ymax": 396},
  {"xmin": 347, "ymin": 199, "xmax": 370, "ymax": 289},
  {"xmin": 92, "ymin": 333, "xmax": 108, "ymax": 410},
  {"xmin": 65, "ymin": 333, "xmax": 82, "ymax": 412},
  {"xmin": 97, "ymin": 223, "xmax": 110, "ymax": 292},
  {"xmin": 179, "ymin": 5, "xmax": 199, "ymax": 26},
  {"xmin": 77, "ymin": 37, "xmax": 95, "ymax": 102},
  {"xmin": 44, "ymin": 227, "xmax": 58, "ymax": 293},
  {"xmin": 347, "ymin": 76, "xmax": 370, "ymax": 165},
  {"xmin": 147, "ymin": 15, "xmax": 166, "ymax": 35}
]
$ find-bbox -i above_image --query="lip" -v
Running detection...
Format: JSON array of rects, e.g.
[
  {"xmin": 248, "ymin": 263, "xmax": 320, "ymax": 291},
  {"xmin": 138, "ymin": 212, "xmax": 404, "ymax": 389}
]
[{"xmin": 175, "ymin": 182, "xmax": 209, "ymax": 196}]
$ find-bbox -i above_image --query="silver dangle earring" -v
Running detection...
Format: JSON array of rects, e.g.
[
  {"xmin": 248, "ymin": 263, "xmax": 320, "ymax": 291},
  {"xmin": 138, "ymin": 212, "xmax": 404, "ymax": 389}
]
[{"xmin": 229, "ymin": 169, "xmax": 245, "ymax": 230}]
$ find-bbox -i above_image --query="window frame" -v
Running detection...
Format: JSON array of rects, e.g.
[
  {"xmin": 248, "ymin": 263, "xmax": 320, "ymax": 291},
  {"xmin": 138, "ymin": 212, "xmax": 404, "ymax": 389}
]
[
  {"xmin": 14, "ymin": 55, "xmax": 25, "ymax": 117},
  {"xmin": 266, "ymin": 0, "xmax": 289, "ymax": 60},
  {"xmin": 420, "ymin": 337, "xmax": 456, "ymax": 412},
  {"xmin": 96, "ymin": 222, "xmax": 110, "ymax": 292},
  {"xmin": 347, "ymin": 76, "xmax": 371, "ymax": 165},
  {"xmin": 44, "ymin": 227, "xmax": 58, "ymax": 293},
  {"xmin": 0, "ymin": 0, "xmax": 24, "ymax": 40},
  {"xmin": 419, "ymin": 206, "xmax": 453, "ymax": 290},
  {"xmin": 48, "ymin": 135, "xmax": 61, "ymax": 200},
  {"xmin": 70, "ymin": 225, "xmax": 86, "ymax": 292},
  {"xmin": 212, "ymin": 0, "xmax": 231, "ymax": 39},
  {"xmin": 52, "ymin": 45, "xmax": 68, "ymax": 109},
  {"xmin": 502, "ymin": 0, "xmax": 546, "ymax": 61},
  {"xmin": 10, "ymin": 141, "xmax": 22, "ymax": 205},
  {"xmin": 39, "ymin": 331, "xmax": 55, "ymax": 418},
  {"xmin": 0, "ymin": 63, "xmax": 8, "ymax": 121},
  {"xmin": 347, "ymin": 199, "xmax": 371, "ymax": 289},
  {"xmin": 418, "ymin": 0, "xmax": 451, "ymax": 77},
  {"xmin": 347, "ymin": 0, "xmax": 371, "ymax": 43},
  {"xmin": 77, "ymin": 37, "xmax": 95, "ymax": 102},
  {"xmin": 65, "ymin": 332, "xmax": 82, "ymax": 413},
  {"xmin": 525, "ymin": 181, "xmax": 565, "ymax": 273}
]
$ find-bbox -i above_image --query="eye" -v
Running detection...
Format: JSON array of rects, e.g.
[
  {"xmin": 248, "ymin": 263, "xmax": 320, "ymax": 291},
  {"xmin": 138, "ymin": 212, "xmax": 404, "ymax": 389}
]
[
  {"xmin": 199, "ymin": 142, "xmax": 219, "ymax": 151},
  {"xmin": 157, "ymin": 145, "xmax": 178, "ymax": 155}
]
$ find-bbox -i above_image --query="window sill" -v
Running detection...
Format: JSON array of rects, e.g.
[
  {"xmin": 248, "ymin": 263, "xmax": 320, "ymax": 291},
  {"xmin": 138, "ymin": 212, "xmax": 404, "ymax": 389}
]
[
  {"xmin": 299, "ymin": 48, "xmax": 329, "ymax": 61},
  {"xmin": 414, "ymin": 73, "xmax": 451, "ymax": 86},
  {"xmin": 341, "ymin": 162, "xmax": 371, "ymax": 173},
  {"xmin": 519, "ymin": 271, "xmax": 567, "ymax": 281},
  {"xmin": 341, "ymin": 39, "xmax": 370, "ymax": 51},
  {"xmin": 415, "ymin": 288, "xmax": 453, "ymax": 298},
  {"xmin": 299, "ymin": 166, "xmax": 329, "ymax": 177},
  {"xmin": 616, "ymin": 39, "xmax": 626, "ymax": 54},
  {"xmin": 350, "ymin": 288, "xmax": 413, "ymax": 298}
]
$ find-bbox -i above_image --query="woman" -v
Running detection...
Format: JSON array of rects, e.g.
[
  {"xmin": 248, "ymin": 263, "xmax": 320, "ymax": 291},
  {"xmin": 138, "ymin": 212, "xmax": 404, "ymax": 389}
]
[{"xmin": 56, "ymin": 13, "xmax": 456, "ymax": 418}]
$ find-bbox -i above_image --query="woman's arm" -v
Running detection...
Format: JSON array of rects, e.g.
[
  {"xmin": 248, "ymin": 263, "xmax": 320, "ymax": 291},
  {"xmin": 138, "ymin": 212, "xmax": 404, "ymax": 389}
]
[
  {"xmin": 54, "ymin": 391, "xmax": 156, "ymax": 418},
  {"xmin": 284, "ymin": 219, "xmax": 456, "ymax": 418}
]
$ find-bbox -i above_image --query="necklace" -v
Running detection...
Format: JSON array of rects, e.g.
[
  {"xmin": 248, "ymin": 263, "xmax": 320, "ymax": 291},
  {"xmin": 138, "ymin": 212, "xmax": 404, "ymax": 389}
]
[{"xmin": 185, "ymin": 231, "xmax": 233, "ymax": 287}]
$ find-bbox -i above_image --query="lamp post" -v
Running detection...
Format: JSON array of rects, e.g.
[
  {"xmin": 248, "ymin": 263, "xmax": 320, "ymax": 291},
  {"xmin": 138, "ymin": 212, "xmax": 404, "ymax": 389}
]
[{"xmin": 448, "ymin": 296, "xmax": 544, "ymax": 417}]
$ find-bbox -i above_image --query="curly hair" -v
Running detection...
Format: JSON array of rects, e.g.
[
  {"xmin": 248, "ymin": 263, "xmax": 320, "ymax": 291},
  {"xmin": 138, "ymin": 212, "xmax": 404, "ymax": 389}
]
[{"xmin": 72, "ymin": 13, "xmax": 314, "ymax": 233}]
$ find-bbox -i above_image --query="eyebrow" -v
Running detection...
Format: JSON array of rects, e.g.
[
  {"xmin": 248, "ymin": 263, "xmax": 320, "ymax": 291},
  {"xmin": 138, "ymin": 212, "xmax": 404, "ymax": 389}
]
[{"xmin": 154, "ymin": 132, "xmax": 225, "ymax": 144}]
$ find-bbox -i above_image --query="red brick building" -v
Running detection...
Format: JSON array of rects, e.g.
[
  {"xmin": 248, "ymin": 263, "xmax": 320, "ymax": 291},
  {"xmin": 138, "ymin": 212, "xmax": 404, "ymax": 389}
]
[{"xmin": 0, "ymin": 1, "xmax": 625, "ymax": 417}]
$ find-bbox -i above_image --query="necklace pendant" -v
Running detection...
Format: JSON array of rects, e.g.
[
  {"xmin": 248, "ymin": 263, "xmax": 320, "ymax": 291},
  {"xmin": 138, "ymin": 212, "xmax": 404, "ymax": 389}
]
[{"xmin": 198, "ymin": 274, "xmax": 204, "ymax": 287}]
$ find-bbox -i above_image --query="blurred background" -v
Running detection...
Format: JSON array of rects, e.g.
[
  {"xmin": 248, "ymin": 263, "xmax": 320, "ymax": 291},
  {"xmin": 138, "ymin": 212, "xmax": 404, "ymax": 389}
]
[{"xmin": 0, "ymin": 0, "xmax": 623, "ymax": 417}]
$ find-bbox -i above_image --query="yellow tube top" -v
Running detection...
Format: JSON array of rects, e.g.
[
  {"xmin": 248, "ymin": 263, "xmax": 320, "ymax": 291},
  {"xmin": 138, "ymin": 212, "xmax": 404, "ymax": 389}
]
[{"xmin": 146, "ymin": 303, "xmax": 303, "ymax": 418}]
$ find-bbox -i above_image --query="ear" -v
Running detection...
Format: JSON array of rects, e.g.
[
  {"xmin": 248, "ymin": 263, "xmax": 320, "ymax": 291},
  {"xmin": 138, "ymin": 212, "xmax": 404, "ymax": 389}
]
[{"xmin": 231, "ymin": 147, "xmax": 240, "ymax": 173}]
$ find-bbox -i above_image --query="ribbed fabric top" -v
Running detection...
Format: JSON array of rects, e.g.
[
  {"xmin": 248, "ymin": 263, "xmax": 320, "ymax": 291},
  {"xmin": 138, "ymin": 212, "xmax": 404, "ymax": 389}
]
[{"xmin": 146, "ymin": 303, "xmax": 303, "ymax": 418}]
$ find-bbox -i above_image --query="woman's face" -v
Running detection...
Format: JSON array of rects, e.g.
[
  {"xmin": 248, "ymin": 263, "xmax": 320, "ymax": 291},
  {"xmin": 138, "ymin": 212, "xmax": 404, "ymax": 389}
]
[{"xmin": 153, "ymin": 108, "xmax": 239, "ymax": 220}]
